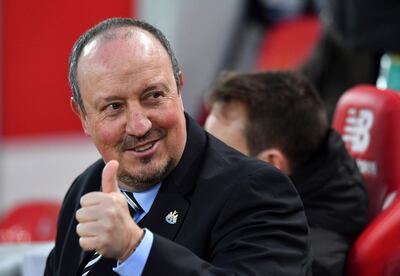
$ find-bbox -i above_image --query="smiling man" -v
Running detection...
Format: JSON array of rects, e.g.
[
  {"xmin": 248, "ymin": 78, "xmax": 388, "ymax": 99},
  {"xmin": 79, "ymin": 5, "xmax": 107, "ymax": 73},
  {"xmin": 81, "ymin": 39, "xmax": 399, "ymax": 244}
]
[{"xmin": 45, "ymin": 18, "xmax": 312, "ymax": 276}]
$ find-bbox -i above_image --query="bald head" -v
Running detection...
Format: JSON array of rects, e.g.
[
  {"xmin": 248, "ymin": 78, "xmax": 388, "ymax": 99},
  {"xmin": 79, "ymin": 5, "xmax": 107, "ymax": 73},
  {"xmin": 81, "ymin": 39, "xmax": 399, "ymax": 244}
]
[{"xmin": 78, "ymin": 27, "xmax": 166, "ymax": 75}]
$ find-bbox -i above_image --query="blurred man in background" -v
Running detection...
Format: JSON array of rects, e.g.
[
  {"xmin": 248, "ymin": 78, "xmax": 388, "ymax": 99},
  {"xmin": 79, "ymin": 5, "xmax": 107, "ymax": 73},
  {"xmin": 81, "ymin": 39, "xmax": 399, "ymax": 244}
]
[{"xmin": 205, "ymin": 70, "xmax": 368, "ymax": 275}]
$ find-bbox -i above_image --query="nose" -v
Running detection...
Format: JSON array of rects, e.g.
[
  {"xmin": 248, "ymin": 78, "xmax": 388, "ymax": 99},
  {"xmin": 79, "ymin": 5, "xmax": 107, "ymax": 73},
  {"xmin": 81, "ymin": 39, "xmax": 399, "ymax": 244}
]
[{"xmin": 126, "ymin": 110, "xmax": 152, "ymax": 137}]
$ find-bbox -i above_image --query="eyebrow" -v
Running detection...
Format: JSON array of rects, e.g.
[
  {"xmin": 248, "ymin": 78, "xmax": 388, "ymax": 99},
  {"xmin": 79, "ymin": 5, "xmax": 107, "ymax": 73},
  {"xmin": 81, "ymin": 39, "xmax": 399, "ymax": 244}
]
[
  {"xmin": 142, "ymin": 83, "xmax": 170, "ymax": 94},
  {"xmin": 94, "ymin": 95, "xmax": 123, "ymax": 110}
]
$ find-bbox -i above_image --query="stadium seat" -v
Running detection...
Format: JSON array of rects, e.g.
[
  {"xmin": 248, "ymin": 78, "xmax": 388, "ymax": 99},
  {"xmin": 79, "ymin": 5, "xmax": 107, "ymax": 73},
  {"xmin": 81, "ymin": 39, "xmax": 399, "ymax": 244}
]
[
  {"xmin": 332, "ymin": 85, "xmax": 400, "ymax": 276},
  {"xmin": 0, "ymin": 201, "xmax": 60, "ymax": 243},
  {"xmin": 256, "ymin": 15, "xmax": 321, "ymax": 70}
]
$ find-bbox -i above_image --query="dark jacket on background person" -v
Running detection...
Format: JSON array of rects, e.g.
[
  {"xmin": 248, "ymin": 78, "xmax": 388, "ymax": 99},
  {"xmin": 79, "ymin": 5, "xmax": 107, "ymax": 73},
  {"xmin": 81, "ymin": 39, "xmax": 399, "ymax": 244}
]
[
  {"xmin": 290, "ymin": 128, "xmax": 368, "ymax": 276},
  {"xmin": 45, "ymin": 115, "xmax": 312, "ymax": 276}
]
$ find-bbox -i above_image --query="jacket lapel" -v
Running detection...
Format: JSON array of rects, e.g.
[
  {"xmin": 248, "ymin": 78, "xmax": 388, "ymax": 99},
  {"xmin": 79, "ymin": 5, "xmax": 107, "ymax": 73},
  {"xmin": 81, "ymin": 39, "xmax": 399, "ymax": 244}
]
[{"xmin": 139, "ymin": 114, "xmax": 207, "ymax": 240}]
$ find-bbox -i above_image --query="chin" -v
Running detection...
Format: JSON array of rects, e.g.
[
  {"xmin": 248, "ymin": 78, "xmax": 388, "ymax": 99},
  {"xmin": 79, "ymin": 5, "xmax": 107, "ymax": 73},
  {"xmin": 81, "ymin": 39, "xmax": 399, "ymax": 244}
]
[{"xmin": 118, "ymin": 157, "xmax": 175, "ymax": 191}]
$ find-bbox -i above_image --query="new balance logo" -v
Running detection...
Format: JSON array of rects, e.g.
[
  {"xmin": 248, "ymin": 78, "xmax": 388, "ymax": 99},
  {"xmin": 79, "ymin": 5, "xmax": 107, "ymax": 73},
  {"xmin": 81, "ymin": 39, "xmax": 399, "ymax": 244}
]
[{"xmin": 342, "ymin": 108, "xmax": 374, "ymax": 153}]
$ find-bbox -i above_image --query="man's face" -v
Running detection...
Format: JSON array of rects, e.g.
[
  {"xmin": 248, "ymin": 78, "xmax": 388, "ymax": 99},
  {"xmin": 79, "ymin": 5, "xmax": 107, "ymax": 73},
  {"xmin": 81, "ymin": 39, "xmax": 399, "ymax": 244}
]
[
  {"xmin": 74, "ymin": 28, "xmax": 186, "ymax": 191},
  {"xmin": 204, "ymin": 100, "xmax": 250, "ymax": 155}
]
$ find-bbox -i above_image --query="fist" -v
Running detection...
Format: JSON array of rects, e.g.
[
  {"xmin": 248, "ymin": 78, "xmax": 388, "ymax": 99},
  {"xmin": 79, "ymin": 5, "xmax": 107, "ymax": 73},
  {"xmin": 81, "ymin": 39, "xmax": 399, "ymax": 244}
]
[{"xmin": 76, "ymin": 160, "xmax": 144, "ymax": 261}]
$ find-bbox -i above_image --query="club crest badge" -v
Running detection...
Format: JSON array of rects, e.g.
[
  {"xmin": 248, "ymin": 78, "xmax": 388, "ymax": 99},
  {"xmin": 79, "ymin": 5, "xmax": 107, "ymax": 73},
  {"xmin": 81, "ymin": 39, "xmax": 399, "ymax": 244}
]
[{"xmin": 165, "ymin": 210, "xmax": 178, "ymax": 224}]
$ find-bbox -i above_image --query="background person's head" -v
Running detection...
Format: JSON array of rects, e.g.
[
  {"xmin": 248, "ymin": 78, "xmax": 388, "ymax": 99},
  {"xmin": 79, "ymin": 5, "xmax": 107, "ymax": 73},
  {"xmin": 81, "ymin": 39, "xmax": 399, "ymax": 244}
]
[
  {"xmin": 69, "ymin": 18, "xmax": 186, "ymax": 191},
  {"xmin": 205, "ymin": 70, "xmax": 328, "ymax": 174}
]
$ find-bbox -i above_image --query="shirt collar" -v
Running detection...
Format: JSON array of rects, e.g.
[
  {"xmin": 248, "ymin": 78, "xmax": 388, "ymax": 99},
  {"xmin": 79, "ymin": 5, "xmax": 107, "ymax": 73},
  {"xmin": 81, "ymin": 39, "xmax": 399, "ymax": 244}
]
[{"xmin": 132, "ymin": 183, "xmax": 161, "ymax": 214}]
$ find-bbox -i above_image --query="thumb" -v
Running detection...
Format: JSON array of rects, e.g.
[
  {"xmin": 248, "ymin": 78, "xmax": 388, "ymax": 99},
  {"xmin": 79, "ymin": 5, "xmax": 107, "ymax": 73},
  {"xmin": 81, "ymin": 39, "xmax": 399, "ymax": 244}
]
[{"xmin": 102, "ymin": 160, "xmax": 120, "ymax": 193}]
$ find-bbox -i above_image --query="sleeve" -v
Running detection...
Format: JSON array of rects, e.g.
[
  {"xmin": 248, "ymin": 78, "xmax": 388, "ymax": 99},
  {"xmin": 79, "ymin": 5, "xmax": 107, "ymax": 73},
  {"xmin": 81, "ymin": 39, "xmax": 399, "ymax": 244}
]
[
  {"xmin": 113, "ymin": 229, "xmax": 154, "ymax": 276},
  {"xmin": 44, "ymin": 173, "xmax": 88, "ymax": 276},
  {"xmin": 44, "ymin": 248, "xmax": 56, "ymax": 276},
  {"xmin": 142, "ymin": 166, "xmax": 313, "ymax": 276}
]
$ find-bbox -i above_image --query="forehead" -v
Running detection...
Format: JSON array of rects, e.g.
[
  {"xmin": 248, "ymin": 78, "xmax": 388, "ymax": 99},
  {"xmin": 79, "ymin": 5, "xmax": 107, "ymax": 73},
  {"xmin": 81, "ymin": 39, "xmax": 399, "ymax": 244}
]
[
  {"xmin": 211, "ymin": 100, "xmax": 248, "ymax": 122},
  {"xmin": 205, "ymin": 100, "xmax": 248, "ymax": 133},
  {"xmin": 205, "ymin": 100, "xmax": 249, "ymax": 154},
  {"xmin": 77, "ymin": 27, "xmax": 171, "ymax": 75}
]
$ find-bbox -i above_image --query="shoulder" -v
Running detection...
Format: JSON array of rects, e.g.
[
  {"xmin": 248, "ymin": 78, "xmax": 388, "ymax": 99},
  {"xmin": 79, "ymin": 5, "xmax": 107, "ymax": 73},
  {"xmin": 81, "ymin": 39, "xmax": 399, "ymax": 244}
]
[
  {"xmin": 297, "ymin": 129, "xmax": 368, "ymax": 233},
  {"xmin": 201, "ymin": 133, "xmax": 300, "ymax": 201},
  {"xmin": 198, "ymin": 136, "xmax": 311, "ymax": 274}
]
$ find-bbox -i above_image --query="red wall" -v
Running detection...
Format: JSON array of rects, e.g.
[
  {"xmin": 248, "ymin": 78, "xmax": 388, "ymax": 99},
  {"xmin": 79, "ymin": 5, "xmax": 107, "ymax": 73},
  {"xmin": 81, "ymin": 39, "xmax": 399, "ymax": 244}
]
[{"xmin": 2, "ymin": 0, "xmax": 134, "ymax": 138}]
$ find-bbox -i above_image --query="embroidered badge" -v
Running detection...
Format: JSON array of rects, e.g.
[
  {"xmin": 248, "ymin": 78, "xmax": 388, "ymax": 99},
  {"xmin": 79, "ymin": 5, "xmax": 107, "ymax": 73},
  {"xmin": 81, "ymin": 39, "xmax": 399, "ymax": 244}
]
[{"xmin": 165, "ymin": 210, "xmax": 178, "ymax": 224}]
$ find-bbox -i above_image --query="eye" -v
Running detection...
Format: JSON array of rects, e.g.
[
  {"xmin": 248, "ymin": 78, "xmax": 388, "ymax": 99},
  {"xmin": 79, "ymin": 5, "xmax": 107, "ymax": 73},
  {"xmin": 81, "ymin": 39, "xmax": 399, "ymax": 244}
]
[
  {"xmin": 109, "ymin": 103, "xmax": 121, "ymax": 110},
  {"xmin": 150, "ymin": 91, "xmax": 162, "ymax": 99},
  {"xmin": 143, "ymin": 91, "xmax": 164, "ymax": 104},
  {"xmin": 102, "ymin": 102, "xmax": 123, "ymax": 115}
]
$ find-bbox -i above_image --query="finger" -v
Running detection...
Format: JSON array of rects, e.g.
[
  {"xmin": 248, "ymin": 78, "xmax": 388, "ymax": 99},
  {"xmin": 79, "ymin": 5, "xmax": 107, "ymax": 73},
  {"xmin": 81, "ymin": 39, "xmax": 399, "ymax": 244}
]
[
  {"xmin": 76, "ymin": 222, "xmax": 99, "ymax": 237},
  {"xmin": 76, "ymin": 205, "xmax": 101, "ymax": 223},
  {"xmin": 79, "ymin": 236, "xmax": 98, "ymax": 252},
  {"xmin": 102, "ymin": 160, "xmax": 120, "ymax": 193},
  {"xmin": 80, "ymin": 192, "xmax": 108, "ymax": 207}
]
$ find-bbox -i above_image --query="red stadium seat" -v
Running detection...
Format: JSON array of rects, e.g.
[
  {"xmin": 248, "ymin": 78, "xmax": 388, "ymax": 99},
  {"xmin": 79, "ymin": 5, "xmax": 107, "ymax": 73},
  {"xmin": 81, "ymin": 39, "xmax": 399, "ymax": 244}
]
[
  {"xmin": 332, "ymin": 85, "xmax": 400, "ymax": 276},
  {"xmin": 256, "ymin": 15, "xmax": 321, "ymax": 70},
  {"xmin": 0, "ymin": 201, "xmax": 60, "ymax": 243}
]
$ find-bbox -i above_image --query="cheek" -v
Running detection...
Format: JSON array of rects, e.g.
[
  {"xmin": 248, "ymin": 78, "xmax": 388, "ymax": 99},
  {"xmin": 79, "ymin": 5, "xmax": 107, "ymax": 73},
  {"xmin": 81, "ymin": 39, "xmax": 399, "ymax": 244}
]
[
  {"xmin": 91, "ymin": 122, "xmax": 123, "ymax": 148},
  {"xmin": 234, "ymin": 136, "xmax": 249, "ymax": 155},
  {"xmin": 155, "ymin": 100, "xmax": 184, "ymax": 129},
  {"xmin": 161, "ymin": 112, "xmax": 181, "ymax": 129},
  {"xmin": 156, "ymin": 106, "xmax": 186, "ymax": 143}
]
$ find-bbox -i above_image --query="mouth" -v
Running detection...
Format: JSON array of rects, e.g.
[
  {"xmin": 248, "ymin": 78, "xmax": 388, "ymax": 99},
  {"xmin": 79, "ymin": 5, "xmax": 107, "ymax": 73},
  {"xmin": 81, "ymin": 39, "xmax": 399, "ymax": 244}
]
[
  {"xmin": 133, "ymin": 141, "xmax": 156, "ymax": 153},
  {"xmin": 121, "ymin": 129, "xmax": 167, "ymax": 157},
  {"xmin": 123, "ymin": 138, "xmax": 162, "ymax": 158}
]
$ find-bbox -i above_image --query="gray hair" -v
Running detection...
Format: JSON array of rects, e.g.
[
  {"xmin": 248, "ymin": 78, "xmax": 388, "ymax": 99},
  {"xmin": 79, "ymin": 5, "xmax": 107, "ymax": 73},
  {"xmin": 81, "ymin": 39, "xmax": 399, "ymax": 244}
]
[{"xmin": 69, "ymin": 17, "xmax": 181, "ymax": 112}]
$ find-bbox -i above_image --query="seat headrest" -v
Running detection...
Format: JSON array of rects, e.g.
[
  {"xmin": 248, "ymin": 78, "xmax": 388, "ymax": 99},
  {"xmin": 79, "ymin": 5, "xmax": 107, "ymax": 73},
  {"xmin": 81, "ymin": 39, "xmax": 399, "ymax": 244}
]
[{"xmin": 333, "ymin": 85, "xmax": 400, "ymax": 218}]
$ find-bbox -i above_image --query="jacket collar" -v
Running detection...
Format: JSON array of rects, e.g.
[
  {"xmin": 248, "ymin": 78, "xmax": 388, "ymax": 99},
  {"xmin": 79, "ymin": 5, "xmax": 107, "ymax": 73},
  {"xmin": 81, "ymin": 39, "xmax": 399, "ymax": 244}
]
[{"xmin": 289, "ymin": 128, "xmax": 346, "ymax": 195}]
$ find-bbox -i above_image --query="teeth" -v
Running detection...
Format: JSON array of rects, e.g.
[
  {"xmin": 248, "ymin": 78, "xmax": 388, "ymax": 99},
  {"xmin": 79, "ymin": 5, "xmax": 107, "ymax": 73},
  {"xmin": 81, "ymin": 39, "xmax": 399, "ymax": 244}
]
[{"xmin": 134, "ymin": 143, "xmax": 154, "ymax": 152}]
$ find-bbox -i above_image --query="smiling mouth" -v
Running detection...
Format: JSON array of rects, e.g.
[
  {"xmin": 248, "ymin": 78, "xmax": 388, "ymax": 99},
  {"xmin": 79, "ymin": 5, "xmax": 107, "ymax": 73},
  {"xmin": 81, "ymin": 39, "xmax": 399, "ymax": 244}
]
[
  {"xmin": 133, "ymin": 142, "xmax": 155, "ymax": 152},
  {"xmin": 122, "ymin": 129, "xmax": 167, "ymax": 153}
]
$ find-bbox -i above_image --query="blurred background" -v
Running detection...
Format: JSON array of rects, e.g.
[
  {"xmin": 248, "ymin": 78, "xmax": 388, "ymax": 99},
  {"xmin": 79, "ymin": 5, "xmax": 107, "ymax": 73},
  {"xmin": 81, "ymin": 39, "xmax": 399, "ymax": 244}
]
[
  {"xmin": 1, "ymin": 0, "xmax": 400, "ymax": 244},
  {"xmin": 2, "ymin": 0, "xmax": 400, "ymax": 275}
]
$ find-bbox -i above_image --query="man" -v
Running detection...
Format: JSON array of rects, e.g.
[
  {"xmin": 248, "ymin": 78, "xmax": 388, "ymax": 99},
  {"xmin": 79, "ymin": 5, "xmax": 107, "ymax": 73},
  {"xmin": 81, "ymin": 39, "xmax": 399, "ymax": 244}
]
[
  {"xmin": 45, "ymin": 18, "xmax": 312, "ymax": 275},
  {"xmin": 204, "ymin": 70, "xmax": 368, "ymax": 276}
]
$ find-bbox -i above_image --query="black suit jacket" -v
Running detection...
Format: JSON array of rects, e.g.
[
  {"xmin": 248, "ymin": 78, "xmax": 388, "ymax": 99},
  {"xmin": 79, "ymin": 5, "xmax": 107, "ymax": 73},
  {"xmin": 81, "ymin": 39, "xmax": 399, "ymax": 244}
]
[{"xmin": 45, "ymin": 115, "xmax": 312, "ymax": 275}]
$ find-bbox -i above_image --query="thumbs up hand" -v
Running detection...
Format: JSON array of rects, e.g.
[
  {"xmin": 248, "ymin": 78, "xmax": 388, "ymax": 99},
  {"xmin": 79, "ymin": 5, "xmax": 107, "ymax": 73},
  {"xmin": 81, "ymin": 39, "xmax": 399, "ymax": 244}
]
[{"xmin": 76, "ymin": 160, "xmax": 144, "ymax": 261}]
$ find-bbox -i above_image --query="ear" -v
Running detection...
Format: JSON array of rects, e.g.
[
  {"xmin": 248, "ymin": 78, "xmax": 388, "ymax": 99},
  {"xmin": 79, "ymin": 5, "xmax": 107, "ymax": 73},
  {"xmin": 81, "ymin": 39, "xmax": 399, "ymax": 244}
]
[
  {"xmin": 256, "ymin": 148, "xmax": 290, "ymax": 174},
  {"xmin": 177, "ymin": 71, "xmax": 185, "ymax": 111},
  {"xmin": 178, "ymin": 71, "xmax": 184, "ymax": 93},
  {"xmin": 70, "ymin": 97, "xmax": 90, "ymax": 135}
]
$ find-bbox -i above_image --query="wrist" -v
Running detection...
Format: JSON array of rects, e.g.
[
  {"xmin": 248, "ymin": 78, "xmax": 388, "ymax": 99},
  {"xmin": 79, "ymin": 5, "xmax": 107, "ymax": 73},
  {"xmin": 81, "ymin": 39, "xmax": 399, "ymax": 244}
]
[{"xmin": 119, "ymin": 228, "xmax": 145, "ymax": 262}]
